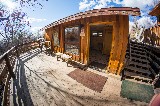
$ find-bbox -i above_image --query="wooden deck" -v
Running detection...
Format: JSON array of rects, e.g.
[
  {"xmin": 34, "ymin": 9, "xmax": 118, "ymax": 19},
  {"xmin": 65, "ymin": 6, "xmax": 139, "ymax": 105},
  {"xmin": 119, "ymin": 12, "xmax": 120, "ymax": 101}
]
[{"xmin": 9, "ymin": 48, "xmax": 148, "ymax": 106}]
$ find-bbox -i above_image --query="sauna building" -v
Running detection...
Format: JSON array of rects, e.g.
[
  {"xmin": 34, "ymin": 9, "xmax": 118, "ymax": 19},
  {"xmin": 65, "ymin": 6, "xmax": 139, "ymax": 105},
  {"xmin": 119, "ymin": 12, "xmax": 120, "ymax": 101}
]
[{"xmin": 42, "ymin": 7, "xmax": 140, "ymax": 75}]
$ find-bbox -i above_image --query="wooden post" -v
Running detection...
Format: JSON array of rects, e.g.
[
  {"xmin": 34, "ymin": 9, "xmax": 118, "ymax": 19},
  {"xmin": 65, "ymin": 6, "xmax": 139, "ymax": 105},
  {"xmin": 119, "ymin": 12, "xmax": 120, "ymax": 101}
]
[
  {"xmin": 15, "ymin": 46, "xmax": 19, "ymax": 57},
  {"xmin": 38, "ymin": 40, "xmax": 43, "ymax": 52},
  {"xmin": 4, "ymin": 54, "xmax": 15, "ymax": 79},
  {"xmin": 3, "ymin": 74, "xmax": 11, "ymax": 106}
]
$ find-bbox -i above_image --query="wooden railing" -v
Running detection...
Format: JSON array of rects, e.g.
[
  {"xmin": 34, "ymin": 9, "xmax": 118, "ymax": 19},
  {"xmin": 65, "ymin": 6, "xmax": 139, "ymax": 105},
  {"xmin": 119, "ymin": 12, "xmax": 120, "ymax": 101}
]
[
  {"xmin": 143, "ymin": 25, "xmax": 160, "ymax": 47},
  {"xmin": 0, "ymin": 41, "xmax": 40, "ymax": 106},
  {"xmin": 145, "ymin": 45, "xmax": 160, "ymax": 76}
]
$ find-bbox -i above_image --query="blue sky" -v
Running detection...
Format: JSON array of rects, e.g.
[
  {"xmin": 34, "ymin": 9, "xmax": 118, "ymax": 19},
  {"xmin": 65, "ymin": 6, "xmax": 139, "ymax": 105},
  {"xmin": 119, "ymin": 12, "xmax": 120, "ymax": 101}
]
[
  {"xmin": 22, "ymin": 0, "xmax": 82, "ymax": 32},
  {"xmin": 1, "ymin": 0, "xmax": 159, "ymax": 33}
]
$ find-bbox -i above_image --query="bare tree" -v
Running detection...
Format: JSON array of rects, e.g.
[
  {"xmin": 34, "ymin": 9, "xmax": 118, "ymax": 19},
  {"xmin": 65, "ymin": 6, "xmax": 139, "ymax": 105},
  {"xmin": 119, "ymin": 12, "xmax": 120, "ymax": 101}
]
[{"xmin": 0, "ymin": 0, "xmax": 48, "ymax": 54}]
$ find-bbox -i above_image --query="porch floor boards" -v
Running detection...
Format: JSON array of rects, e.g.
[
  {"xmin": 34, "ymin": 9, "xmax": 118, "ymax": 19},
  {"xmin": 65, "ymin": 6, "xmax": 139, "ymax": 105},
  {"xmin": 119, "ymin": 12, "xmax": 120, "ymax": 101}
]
[{"xmin": 9, "ymin": 48, "xmax": 148, "ymax": 106}]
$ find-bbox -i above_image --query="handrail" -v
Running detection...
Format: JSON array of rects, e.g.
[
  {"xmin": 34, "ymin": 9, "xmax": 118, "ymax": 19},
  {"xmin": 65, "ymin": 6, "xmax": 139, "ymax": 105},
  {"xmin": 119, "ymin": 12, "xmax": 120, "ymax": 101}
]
[{"xmin": 0, "ymin": 46, "xmax": 15, "ymax": 63}]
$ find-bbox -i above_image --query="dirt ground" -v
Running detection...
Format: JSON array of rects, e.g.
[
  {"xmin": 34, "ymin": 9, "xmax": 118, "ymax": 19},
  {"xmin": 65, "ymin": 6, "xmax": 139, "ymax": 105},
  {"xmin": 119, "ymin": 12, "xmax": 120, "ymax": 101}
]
[{"xmin": 9, "ymin": 48, "xmax": 149, "ymax": 106}]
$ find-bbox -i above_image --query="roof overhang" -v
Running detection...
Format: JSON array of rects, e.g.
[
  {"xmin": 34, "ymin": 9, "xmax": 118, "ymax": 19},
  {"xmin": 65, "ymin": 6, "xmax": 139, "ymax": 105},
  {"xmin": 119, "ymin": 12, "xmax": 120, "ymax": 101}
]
[
  {"xmin": 149, "ymin": 3, "xmax": 160, "ymax": 16},
  {"xmin": 41, "ymin": 7, "xmax": 140, "ymax": 31}
]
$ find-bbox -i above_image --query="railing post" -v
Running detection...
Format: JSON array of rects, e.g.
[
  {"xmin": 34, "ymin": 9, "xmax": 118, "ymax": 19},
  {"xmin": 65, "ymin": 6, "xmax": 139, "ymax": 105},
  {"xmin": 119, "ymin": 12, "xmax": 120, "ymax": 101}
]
[
  {"xmin": 128, "ymin": 34, "xmax": 131, "ymax": 61},
  {"xmin": 4, "ymin": 54, "xmax": 15, "ymax": 79},
  {"xmin": 38, "ymin": 40, "xmax": 42, "ymax": 52},
  {"xmin": 15, "ymin": 46, "xmax": 19, "ymax": 57}
]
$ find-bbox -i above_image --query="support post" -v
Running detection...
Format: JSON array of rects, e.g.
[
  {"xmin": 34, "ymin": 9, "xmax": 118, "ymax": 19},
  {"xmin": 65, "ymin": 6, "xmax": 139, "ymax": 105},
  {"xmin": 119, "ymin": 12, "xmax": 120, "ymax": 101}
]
[
  {"xmin": 15, "ymin": 46, "xmax": 19, "ymax": 57},
  {"xmin": 4, "ymin": 54, "xmax": 15, "ymax": 79}
]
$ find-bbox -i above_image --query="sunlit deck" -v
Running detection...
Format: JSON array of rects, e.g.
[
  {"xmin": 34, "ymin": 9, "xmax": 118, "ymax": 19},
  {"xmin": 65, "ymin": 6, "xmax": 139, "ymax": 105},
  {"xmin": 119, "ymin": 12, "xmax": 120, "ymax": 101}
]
[{"xmin": 9, "ymin": 48, "xmax": 148, "ymax": 106}]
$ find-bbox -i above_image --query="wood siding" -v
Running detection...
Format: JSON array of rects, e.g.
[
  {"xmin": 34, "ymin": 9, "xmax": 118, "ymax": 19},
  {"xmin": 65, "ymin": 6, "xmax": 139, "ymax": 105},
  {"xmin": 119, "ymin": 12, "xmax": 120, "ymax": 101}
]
[
  {"xmin": 144, "ymin": 26, "xmax": 160, "ymax": 46},
  {"xmin": 45, "ymin": 15, "xmax": 129, "ymax": 75}
]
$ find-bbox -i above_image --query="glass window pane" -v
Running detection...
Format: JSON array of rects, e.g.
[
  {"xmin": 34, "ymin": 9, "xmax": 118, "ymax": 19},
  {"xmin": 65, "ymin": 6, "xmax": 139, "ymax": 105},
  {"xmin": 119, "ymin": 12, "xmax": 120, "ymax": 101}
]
[
  {"xmin": 52, "ymin": 27, "xmax": 60, "ymax": 46},
  {"xmin": 64, "ymin": 26, "xmax": 80, "ymax": 55},
  {"xmin": 65, "ymin": 27, "xmax": 79, "ymax": 43},
  {"xmin": 65, "ymin": 44, "xmax": 79, "ymax": 55},
  {"xmin": 53, "ymin": 31, "xmax": 60, "ymax": 46}
]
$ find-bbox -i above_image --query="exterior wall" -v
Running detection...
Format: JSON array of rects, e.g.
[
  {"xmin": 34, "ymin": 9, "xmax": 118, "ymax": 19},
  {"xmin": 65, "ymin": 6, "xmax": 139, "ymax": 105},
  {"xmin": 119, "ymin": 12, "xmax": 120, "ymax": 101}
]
[
  {"xmin": 44, "ymin": 15, "xmax": 129, "ymax": 75},
  {"xmin": 144, "ymin": 26, "xmax": 160, "ymax": 46}
]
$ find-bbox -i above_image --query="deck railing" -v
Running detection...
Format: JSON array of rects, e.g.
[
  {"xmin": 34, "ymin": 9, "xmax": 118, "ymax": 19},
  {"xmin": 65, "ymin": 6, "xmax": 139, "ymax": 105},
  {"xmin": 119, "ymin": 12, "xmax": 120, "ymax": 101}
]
[{"xmin": 0, "ymin": 41, "xmax": 40, "ymax": 106}]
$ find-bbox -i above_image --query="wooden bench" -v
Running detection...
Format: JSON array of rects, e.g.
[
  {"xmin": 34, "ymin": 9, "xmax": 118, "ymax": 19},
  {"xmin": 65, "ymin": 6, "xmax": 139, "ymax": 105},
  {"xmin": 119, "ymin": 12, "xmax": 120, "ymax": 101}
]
[
  {"xmin": 70, "ymin": 60, "xmax": 87, "ymax": 70},
  {"xmin": 61, "ymin": 54, "xmax": 72, "ymax": 66},
  {"xmin": 55, "ymin": 52, "xmax": 63, "ymax": 61}
]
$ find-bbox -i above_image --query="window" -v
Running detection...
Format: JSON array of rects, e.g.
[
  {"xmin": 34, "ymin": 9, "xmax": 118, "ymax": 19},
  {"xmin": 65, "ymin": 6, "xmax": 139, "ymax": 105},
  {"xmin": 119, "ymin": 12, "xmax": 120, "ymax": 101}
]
[
  {"xmin": 64, "ymin": 26, "xmax": 80, "ymax": 55},
  {"xmin": 92, "ymin": 31, "xmax": 103, "ymax": 37},
  {"xmin": 52, "ymin": 28, "xmax": 60, "ymax": 46}
]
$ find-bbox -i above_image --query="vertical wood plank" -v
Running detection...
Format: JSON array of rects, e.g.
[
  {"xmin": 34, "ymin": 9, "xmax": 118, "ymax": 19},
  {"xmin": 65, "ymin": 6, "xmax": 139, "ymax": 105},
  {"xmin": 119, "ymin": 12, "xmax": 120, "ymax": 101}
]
[
  {"xmin": 108, "ymin": 16, "xmax": 119, "ymax": 74},
  {"xmin": 60, "ymin": 24, "xmax": 64, "ymax": 50},
  {"xmin": 117, "ymin": 15, "xmax": 129, "ymax": 75},
  {"xmin": 86, "ymin": 22, "xmax": 90, "ymax": 65},
  {"xmin": 114, "ymin": 15, "xmax": 124, "ymax": 74},
  {"xmin": 83, "ymin": 22, "xmax": 88, "ymax": 64}
]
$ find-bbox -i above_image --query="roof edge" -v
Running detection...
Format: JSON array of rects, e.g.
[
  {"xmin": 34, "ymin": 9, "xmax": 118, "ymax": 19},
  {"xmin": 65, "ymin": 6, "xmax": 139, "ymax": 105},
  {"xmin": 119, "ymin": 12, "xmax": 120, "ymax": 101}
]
[{"xmin": 41, "ymin": 7, "xmax": 140, "ymax": 31}]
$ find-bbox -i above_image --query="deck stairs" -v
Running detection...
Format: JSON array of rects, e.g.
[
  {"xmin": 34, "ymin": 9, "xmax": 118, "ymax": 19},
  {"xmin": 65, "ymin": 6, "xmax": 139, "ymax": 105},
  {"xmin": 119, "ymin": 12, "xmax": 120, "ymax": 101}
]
[{"xmin": 122, "ymin": 40, "xmax": 156, "ymax": 83}]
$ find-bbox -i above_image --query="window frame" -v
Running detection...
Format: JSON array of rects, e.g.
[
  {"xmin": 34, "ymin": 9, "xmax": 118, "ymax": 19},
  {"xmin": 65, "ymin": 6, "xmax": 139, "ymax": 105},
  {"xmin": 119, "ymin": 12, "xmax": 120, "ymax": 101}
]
[{"xmin": 64, "ymin": 25, "xmax": 80, "ymax": 55}]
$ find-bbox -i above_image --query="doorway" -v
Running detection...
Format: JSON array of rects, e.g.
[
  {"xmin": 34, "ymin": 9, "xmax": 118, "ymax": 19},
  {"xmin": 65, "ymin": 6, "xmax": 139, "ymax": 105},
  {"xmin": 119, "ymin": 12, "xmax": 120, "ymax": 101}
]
[{"xmin": 89, "ymin": 24, "xmax": 113, "ymax": 71}]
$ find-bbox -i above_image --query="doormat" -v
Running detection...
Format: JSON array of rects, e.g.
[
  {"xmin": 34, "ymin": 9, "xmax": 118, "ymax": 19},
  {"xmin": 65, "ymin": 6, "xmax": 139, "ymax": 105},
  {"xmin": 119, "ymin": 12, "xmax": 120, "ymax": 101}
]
[
  {"xmin": 89, "ymin": 61, "xmax": 106, "ymax": 70},
  {"xmin": 120, "ymin": 80, "xmax": 154, "ymax": 103},
  {"xmin": 68, "ymin": 68, "xmax": 107, "ymax": 92}
]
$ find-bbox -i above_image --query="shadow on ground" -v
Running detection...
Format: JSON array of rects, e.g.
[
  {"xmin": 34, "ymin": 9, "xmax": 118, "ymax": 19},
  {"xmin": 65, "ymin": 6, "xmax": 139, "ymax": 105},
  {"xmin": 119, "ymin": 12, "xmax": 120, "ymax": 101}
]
[{"xmin": 12, "ymin": 49, "xmax": 41, "ymax": 106}]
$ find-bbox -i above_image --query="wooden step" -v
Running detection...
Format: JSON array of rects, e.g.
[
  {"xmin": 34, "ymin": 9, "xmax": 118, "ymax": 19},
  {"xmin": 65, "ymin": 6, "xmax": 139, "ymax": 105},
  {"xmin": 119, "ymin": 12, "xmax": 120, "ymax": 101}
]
[
  {"xmin": 130, "ymin": 40, "xmax": 144, "ymax": 45},
  {"xmin": 129, "ymin": 49, "xmax": 146, "ymax": 55},
  {"xmin": 131, "ymin": 57, "xmax": 149, "ymax": 64},
  {"xmin": 146, "ymin": 51, "xmax": 160, "ymax": 63},
  {"xmin": 131, "ymin": 46, "xmax": 145, "ymax": 51},
  {"xmin": 126, "ymin": 50, "xmax": 146, "ymax": 56},
  {"xmin": 131, "ymin": 45, "xmax": 144, "ymax": 50},
  {"xmin": 125, "ymin": 66, "xmax": 151, "ymax": 75},
  {"xmin": 130, "ymin": 41, "xmax": 144, "ymax": 46},
  {"xmin": 129, "ymin": 61, "xmax": 149, "ymax": 69},
  {"xmin": 130, "ymin": 53, "xmax": 148, "ymax": 60},
  {"xmin": 125, "ymin": 51, "xmax": 146, "ymax": 57},
  {"xmin": 131, "ymin": 43, "xmax": 144, "ymax": 48},
  {"xmin": 124, "ymin": 71, "xmax": 152, "ymax": 81},
  {"xmin": 150, "ymin": 67, "xmax": 157, "ymax": 76}
]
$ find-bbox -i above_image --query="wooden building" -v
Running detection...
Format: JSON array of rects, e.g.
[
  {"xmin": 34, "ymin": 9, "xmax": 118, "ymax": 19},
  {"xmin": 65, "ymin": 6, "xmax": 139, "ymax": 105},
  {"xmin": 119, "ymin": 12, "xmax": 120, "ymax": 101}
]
[
  {"xmin": 42, "ymin": 7, "xmax": 140, "ymax": 75},
  {"xmin": 143, "ymin": 3, "xmax": 160, "ymax": 46},
  {"xmin": 149, "ymin": 3, "xmax": 160, "ymax": 25}
]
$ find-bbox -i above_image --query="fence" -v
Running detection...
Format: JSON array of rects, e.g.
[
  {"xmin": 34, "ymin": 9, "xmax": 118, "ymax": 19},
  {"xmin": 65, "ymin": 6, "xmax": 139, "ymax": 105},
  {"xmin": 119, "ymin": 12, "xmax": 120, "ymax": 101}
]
[
  {"xmin": 0, "ymin": 41, "xmax": 39, "ymax": 106},
  {"xmin": 144, "ymin": 25, "xmax": 160, "ymax": 47}
]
